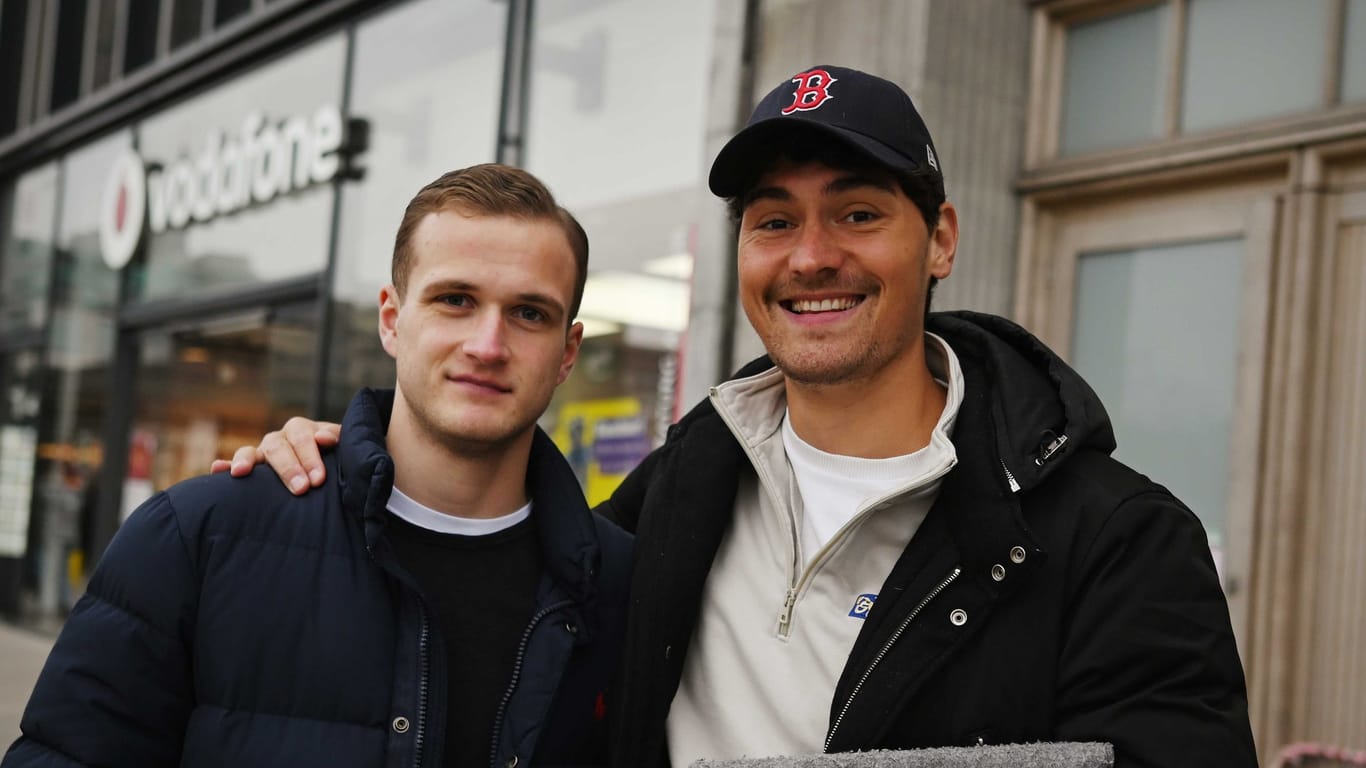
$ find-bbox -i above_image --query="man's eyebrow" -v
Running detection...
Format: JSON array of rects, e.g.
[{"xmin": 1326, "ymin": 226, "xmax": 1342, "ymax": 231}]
[
  {"xmin": 824, "ymin": 174, "xmax": 897, "ymax": 195},
  {"xmin": 742, "ymin": 174, "xmax": 897, "ymax": 210},
  {"xmin": 742, "ymin": 186, "xmax": 792, "ymax": 210},
  {"xmin": 424, "ymin": 279, "xmax": 474, "ymax": 292},
  {"xmin": 512, "ymin": 291, "xmax": 566, "ymax": 315},
  {"xmin": 421, "ymin": 281, "xmax": 565, "ymax": 315}
]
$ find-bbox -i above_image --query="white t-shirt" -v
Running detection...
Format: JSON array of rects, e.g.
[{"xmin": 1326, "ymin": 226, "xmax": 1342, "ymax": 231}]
[
  {"xmin": 386, "ymin": 486, "xmax": 531, "ymax": 535},
  {"xmin": 782, "ymin": 333, "xmax": 964, "ymax": 563}
]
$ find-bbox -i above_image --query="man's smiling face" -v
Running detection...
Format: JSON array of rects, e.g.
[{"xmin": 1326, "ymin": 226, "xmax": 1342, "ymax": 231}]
[{"xmin": 737, "ymin": 159, "xmax": 954, "ymax": 388}]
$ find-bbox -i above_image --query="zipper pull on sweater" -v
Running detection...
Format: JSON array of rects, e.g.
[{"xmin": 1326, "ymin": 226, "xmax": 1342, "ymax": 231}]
[{"xmin": 777, "ymin": 588, "xmax": 797, "ymax": 639}]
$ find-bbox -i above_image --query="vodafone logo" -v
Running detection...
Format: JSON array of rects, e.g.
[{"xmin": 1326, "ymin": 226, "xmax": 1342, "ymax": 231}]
[
  {"xmin": 98, "ymin": 105, "xmax": 360, "ymax": 271},
  {"xmin": 99, "ymin": 149, "xmax": 147, "ymax": 270}
]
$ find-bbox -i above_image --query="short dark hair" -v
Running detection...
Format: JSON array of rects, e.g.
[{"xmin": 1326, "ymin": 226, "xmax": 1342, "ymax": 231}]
[
  {"xmin": 723, "ymin": 127, "xmax": 946, "ymax": 308},
  {"xmin": 392, "ymin": 163, "xmax": 589, "ymax": 321}
]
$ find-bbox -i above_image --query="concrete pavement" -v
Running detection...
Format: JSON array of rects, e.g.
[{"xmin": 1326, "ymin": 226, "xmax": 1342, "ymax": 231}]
[{"xmin": 0, "ymin": 621, "xmax": 52, "ymax": 746}]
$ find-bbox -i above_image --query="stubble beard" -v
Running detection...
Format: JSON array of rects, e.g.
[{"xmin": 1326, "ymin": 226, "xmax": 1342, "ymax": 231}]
[
  {"xmin": 755, "ymin": 289, "xmax": 898, "ymax": 388},
  {"xmin": 768, "ymin": 337, "xmax": 890, "ymax": 388},
  {"xmin": 403, "ymin": 385, "xmax": 532, "ymax": 459},
  {"xmin": 760, "ymin": 298, "xmax": 926, "ymax": 389}
]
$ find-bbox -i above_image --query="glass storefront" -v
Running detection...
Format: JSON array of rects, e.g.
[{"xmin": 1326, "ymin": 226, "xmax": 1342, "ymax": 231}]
[
  {"xmin": 0, "ymin": 166, "xmax": 59, "ymax": 337},
  {"xmin": 0, "ymin": 163, "xmax": 60, "ymax": 616},
  {"xmin": 127, "ymin": 304, "xmax": 317, "ymax": 511},
  {"xmin": 22, "ymin": 132, "xmax": 133, "ymax": 614},
  {"xmin": 0, "ymin": 349, "xmax": 43, "ymax": 616},
  {"xmin": 0, "ymin": 0, "xmax": 720, "ymax": 620},
  {"xmin": 529, "ymin": 0, "xmax": 714, "ymax": 505}
]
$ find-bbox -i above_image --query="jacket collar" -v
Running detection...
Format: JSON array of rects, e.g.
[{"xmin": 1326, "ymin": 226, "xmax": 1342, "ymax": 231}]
[
  {"xmin": 693, "ymin": 311, "xmax": 1117, "ymax": 584},
  {"xmin": 336, "ymin": 388, "xmax": 601, "ymax": 606},
  {"xmin": 927, "ymin": 311, "xmax": 1116, "ymax": 493},
  {"xmin": 711, "ymin": 311, "xmax": 1116, "ymax": 493},
  {"xmin": 709, "ymin": 334, "xmax": 966, "ymax": 508}
]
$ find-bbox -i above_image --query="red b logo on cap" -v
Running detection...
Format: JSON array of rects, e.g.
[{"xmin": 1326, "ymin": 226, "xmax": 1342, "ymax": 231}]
[{"xmin": 782, "ymin": 69, "xmax": 837, "ymax": 114}]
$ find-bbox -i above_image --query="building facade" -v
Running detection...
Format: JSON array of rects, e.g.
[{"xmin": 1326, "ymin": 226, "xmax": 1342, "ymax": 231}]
[{"xmin": 0, "ymin": 0, "xmax": 1362, "ymax": 760}]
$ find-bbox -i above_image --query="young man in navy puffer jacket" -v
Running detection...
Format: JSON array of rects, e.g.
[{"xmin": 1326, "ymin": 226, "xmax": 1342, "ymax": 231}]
[{"xmin": 4, "ymin": 164, "xmax": 632, "ymax": 768}]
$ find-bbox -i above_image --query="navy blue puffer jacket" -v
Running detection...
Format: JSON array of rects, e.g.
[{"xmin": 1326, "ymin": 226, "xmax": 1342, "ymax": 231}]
[{"xmin": 4, "ymin": 388, "xmax": 633, "ymax": 768}]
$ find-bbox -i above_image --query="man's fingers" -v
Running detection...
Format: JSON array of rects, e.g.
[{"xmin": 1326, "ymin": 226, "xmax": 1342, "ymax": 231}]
[
  {"xmin": 315, "ymin": 423, "xmax": 341, "ymax": 447},
  {"xmin": 209, "ymin": 459, "xmax": 231, "ymax": 474},
  {"xmin": 259, "ymin": 429, "xmax": 310, "ymax": 494},
  {"xmin": 300, "ymin": 422, "xmax": 341, "ymax": 486},
  {"xmin": 228, "ymin": 445, "xmax": 263, "ymax": 477},
  {"xmin": 279, "ymin": 417, "xmax": 337, "ymax": 490},
  {"xmin": 218, "ymin": 418, "xmax": 339, "ymax": 494}
]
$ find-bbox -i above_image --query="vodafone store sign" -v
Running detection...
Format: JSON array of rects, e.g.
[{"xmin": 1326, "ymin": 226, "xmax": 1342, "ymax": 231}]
[{"xmin": 99, "ymin": 105, "xmax": 355, "ymax": 270}]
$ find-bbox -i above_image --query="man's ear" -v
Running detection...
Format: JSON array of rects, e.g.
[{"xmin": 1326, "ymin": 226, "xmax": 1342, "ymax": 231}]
[
  {"xmin": 557, "ymin": 321, "xmax": 585, "ymax": 385},
  {"xmin": 378, "ymin": 285, "xmax": 402, "ymax": 360},
  {"xmin": 929, "ymin": 201, "xmax": 958, "ymax": 280}
]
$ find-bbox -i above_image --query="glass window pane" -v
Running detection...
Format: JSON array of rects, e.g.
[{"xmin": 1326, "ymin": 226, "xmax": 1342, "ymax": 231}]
[
  {"xmin": 170, "ymin": 0, "xmax": 202, "ymax": 50},
  {"xmin": 1181, "ymin": 0, "xmax": 1331, "ymax": 133},
  {"xmin": 215, "ymin": 0, "xmax": 252, "ymax": 27},
  {"xmin": 527, "ymin": 0, "xmax": 715, "ymax": 504},
  {"xmin": 1060, "ymin": 4, "xmax": 1169, "ymax": 155},
  {"xmin": 323, "ymin": 0, "xmax": 505, "ymax": 419},
  {"xmin": 23, "ymin": 131, "xmax": 134, "ymax": 615},
  {"xmin": 0, "ymin": 349, "xmax": 42, "ymax": 615},
  {"xmin": 128, "ymin": 303, "xmax": 317, "ymax": 502},
  {"xmin": 90, "ymin": 0, "xmax": 117, "ymax": 91},
  {"xmin": 1, "ymin": 163, "xmax": 60, "ymax": 335},
  {"xmin": 130, "ymin": 34, "xmax": 346, "ymax": 303},
  {"xmin": 0, "ymin": 0, "xmax": 29, "ymax": 135},
  {"xmin": 51, "ymin": 0, "xmax": 87, "ymax": 112},
  {"xmin": 1343, "ymin": 0, "xmax": 1366, "ymax": 103},
  {"xmin": 123, "ymin": 0, "xmax": 159, "ymax": 74},
  {"xmin": 56, "ymin": 132, "xmax": 129, "ymax": 322},
  {"xmin": 1070, "ymin": 238, "xmax": 1244, "ymax": 557}
]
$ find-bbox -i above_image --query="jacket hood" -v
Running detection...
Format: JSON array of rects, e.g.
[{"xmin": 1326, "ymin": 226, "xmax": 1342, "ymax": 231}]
[
  {"xmin": 927, "ymin": 311, "xmax": 1115, "ymax": 493},
  {"xmin": 336, "ymin": 388, "xmax": 602, "ymax": 606},
  {"xmin": 719, "ymin": 311, "xmax": 1115, "ymax": 495}
]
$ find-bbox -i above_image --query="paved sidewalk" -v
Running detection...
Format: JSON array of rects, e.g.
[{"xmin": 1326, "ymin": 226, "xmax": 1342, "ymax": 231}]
[{"xmin": 0, "ymin": 621, "xmax": 53, "ymax": 746}]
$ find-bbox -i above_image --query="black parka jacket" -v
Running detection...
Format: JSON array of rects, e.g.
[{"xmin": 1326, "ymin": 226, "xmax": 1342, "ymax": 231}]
[
  {"xmin": 6, "ymin": 388, "xmax": 632, "ymax": 768},
  {"xmin": 601, "ymin": 311, "xmax": 1256, "ymax": 768}
]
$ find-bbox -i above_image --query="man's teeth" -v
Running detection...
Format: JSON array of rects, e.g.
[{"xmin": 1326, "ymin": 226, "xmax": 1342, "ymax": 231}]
[{"xmin": 790, "ymin": 297, "xmax": 859, "ymax": 313}]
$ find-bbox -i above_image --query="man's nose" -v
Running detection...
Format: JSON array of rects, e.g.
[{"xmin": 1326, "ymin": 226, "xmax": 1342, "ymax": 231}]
[
  {"xmin": 463, "ymin": 311, "xmax": 511, "ymax": 364},
  {"xmin": 788, "ymin": 221, "xmax": 845, "ymax": 275}
]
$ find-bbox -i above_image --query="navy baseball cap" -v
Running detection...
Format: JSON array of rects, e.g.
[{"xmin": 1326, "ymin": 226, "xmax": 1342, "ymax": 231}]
[{"xmin": 708, "ymin": 65, "xmax": 944, "ymax": 198}]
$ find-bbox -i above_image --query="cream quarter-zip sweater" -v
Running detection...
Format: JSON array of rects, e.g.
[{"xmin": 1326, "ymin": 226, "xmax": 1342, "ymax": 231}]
[{"xmin": 666, "ymin": 335, "xmax": 965, "ymax": 763}]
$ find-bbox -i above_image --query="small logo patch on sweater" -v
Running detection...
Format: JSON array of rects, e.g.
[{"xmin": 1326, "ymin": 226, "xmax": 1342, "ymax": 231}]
[{"xmin": 849, "ymin": 593, "xmax": 877, "ymax": 619}]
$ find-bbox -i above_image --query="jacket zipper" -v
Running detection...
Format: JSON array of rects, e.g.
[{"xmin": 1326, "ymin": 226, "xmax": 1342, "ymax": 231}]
[
  {"xmin": 365, "ymin": 539, "xmax": 432, "ymax": 768},
  {"xmin": 710, "ymin": 384, "xmax": 959, "ymax": 642},
  {"xmin": 823, "ymin": 567, "xmax": 962, "ymax": 752},
  {"xmin": 487, "ymin": 599, "xmax": 575, "ymax": 768},
  {"xmin": 777, "ymin": 588, "xmax": 797, "ymax": 637},
  {"xmin": 709, "ymin": 388, "xmax": 806, "ymax": 641},
  {"xmin": 414, "ymin": 613, "xmax": 430, "ymax": 768},
  {"xmin": 1001, "ymin": 461, "xmax": 1020, "ymax": 493},
  {"xmin": 777, "ymin": 470, "xmax": 955, "ymax": 640}
]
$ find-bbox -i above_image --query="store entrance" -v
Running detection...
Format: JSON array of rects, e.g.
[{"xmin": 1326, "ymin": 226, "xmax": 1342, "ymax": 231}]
[{"xmin": 120, "ymin": 302, "xmax": 318, "ymax": 516}]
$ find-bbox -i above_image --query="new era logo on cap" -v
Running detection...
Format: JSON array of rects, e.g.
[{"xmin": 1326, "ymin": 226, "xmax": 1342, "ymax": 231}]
[{"xmin": 708, "ymin": 64, "xmax": 945, "ymax": 199}]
